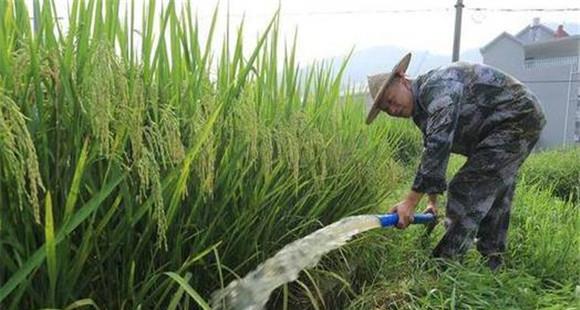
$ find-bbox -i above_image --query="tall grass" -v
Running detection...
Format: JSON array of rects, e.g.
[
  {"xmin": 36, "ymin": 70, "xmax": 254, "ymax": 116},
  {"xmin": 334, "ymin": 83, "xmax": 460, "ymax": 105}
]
[{"xmin": 0, "ymin": 0, "xmax": 407, "ymax": 308}]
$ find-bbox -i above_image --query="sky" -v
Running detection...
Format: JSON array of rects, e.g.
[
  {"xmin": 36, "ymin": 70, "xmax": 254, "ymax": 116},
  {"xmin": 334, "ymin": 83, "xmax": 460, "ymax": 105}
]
[{"xmin": 30, "ymin": 0, "xmax": 580, "ymax": 64}]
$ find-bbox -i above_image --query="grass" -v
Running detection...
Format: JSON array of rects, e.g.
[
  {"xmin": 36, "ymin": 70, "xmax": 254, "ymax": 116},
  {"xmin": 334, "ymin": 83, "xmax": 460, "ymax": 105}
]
[
  {"xmin": 340, "ymin": 160, "xmax": 579, "ymax": 309},
  {"xmin": 520, "ymin": 147, "xmax": 580, "ymax": 203},
  {"xmin": 264, "ymin": 184, "xmax": 578, "ymax": 309},
  {"xmin": 0, "ymin": 0, "xmax": 578, "ymax": 309}
]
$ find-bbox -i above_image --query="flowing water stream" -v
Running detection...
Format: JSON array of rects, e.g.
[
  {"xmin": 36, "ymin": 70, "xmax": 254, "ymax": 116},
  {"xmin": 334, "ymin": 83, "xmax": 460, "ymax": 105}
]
[{"xmin": 210, "ymin": 215, "xmax": 383, "ymax": 310}]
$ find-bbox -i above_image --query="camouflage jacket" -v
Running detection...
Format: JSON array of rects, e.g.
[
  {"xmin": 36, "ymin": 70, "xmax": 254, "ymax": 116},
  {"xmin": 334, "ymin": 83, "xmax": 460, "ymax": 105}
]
[{"xmin": 410, "ymin": 62, "xmax": 545, "ymax": 194}]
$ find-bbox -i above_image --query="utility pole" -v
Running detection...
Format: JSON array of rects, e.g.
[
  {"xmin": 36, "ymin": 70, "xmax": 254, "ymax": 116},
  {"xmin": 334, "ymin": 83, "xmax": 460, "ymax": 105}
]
[
  {"xmin": 33, "ymin": 1, "xmax": 41, "ymax": 34},
  {"xmin": 452, "ymin": 0, "xmax": 464, "ymax": 62}
]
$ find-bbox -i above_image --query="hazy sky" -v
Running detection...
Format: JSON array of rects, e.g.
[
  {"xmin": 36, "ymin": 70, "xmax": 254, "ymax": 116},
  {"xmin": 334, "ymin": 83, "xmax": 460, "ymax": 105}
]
[{"xmin": 35, "ymin": 0, "xmax": 580, "ymax": 63}]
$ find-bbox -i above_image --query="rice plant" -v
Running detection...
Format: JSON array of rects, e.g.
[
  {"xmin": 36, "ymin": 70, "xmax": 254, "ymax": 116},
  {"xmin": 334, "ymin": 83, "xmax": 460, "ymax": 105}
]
[{"xmin": 0, "ymin": 0, "xmax": 406, "ymax": 308}]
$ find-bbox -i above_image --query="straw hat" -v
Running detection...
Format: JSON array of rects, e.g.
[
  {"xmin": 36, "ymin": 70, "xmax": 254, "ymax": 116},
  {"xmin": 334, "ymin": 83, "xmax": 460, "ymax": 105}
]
[{"xmin": 366, "ymin": 53, "xmax": 412, "ymax": 124}]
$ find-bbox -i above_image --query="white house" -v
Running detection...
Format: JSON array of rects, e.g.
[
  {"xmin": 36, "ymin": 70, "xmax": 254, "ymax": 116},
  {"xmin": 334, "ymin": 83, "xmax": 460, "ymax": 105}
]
[{"xmin": 480, "ymin": 18, "xmax": 580, "ymax": 149}]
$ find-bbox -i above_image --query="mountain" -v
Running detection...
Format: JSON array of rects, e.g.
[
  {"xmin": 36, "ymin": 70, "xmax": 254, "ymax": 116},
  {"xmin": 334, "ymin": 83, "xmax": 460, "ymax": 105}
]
[
  {"xmin": 314, "ymin": 46, "xmax": 482, "ymax": 88},
  {"xmin": 313, "ymin": 22, "xmax": 579, "ymax": 88}
]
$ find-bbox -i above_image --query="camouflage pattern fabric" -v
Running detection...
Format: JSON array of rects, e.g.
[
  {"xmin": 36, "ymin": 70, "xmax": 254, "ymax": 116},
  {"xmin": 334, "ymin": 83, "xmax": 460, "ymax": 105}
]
[{"xmin": 410, "ymin": 62, "xmax": 546, "ymax": 259}]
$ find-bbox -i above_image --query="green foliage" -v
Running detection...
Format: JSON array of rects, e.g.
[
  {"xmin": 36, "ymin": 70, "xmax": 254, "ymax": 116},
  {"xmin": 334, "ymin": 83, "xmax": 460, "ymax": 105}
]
[
  {"xmin": 0, "ymin": 0, "xmax": 405, "ymax": 308},
  {"xmin": 342, "ymin": 183, "xmax": 579, "ymax": 309},
  {"xmin": 386, "ymin": 119, "xmax": 423, "ymax": 166},
  {"xmin": 520, "ymin": 147, "xmax": 580, "ymax": 203},
  {"xmin": 349, "ymin": 93, "xmax": 423, "ymax": 166}
]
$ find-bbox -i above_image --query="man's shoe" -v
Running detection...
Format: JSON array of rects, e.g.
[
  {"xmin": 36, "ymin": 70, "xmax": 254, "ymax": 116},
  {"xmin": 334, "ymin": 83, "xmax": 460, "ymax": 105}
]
[{"xmin": 486, "ymin": 255, "xmax": 503, "ymax": 271}]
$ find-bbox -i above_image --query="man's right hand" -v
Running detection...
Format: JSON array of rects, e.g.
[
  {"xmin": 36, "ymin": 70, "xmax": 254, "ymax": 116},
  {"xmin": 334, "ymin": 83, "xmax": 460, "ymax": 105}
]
[{"xmin": 389, "ymin": 191, "xmax": 424, "ymax": 229}]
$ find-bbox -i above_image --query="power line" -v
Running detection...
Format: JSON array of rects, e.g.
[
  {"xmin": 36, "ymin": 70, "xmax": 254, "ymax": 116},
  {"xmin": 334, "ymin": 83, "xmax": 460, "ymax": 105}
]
[
  {"xmin": 292, "ymin": 8, "xmax": 451, "ymax": 15},
  {"xmin": 264, "ymin": 7, "xmax": 580, "ymax": 17},
  {"xmin": 216, "ymin": 8, "xmax": 452, "ymax": 18},
  {"xmin": 520, "ymin": 79, "xmax": 580, "ymax": 84},
  {"xmin": 466, "ymin": 7, "xmax": 580, "ymax": 13},
  {"xmin": 193, "ymin": 7, "xmax": 580, "ymax": 19},
  {"xmin": 280, "ymin": 7, "xmax": 580, "ymax": 16}
]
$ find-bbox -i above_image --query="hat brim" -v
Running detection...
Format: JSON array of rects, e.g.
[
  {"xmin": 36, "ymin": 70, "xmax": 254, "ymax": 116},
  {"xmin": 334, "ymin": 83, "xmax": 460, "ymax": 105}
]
[
  {"xmin": 366, "ymin": 53, "xmax": 412, "ymax": 125},
  {"xmin": 365, "ymin": 105, "xmax": 382, "ymax": 125}
]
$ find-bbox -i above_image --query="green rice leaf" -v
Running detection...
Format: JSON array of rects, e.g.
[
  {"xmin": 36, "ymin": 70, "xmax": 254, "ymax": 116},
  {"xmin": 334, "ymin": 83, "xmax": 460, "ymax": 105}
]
[
  {"xmin": 44, "ymin": 191, "xmax": 57, "ymax": 302},
  {"xmin": 63, "ymin": 298, "xmax": 101, "ymax": 310},
  {"xmin": 0, "ymin": 173, "xmax": 125, "ymax": 302},
  {"xmin": 64, "ymin": 139, "xmax": 90, "ymax": 223},
  {"xmin": 165, "ymin": 272, "xmax": 211, "ymax": 310}
]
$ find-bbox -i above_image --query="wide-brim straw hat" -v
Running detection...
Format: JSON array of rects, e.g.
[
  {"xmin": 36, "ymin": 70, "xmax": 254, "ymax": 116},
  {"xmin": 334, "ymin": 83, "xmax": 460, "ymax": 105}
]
[{"xmin": 366, "ymin": 53, "xmax": 412, "ymax": 124}]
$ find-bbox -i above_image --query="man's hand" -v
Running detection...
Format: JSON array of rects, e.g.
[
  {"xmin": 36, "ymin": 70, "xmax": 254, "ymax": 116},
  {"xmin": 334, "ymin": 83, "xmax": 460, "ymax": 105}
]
[{"xmin": 389, "ymin": 191, "xmax": 424, "ymax": 229}]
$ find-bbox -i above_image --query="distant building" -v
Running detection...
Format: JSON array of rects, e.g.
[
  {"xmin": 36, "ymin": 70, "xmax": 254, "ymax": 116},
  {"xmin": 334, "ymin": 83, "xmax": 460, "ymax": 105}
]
[{"xmin": 481, "ymin": 18, "xmax": 580, "ymax": 149}]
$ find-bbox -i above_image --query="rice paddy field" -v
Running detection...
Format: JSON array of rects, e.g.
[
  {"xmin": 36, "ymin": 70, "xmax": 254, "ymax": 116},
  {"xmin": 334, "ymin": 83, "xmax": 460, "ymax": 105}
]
[{"xmin": 0, "ymin": 1, "xmax": 578, "ymax": 309}]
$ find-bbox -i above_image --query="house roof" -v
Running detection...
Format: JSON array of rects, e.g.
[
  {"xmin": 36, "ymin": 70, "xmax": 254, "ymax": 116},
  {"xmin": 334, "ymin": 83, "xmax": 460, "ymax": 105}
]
[
  {"xmin": 525, "ymin": 35, "xmax": 580, "ymax": 58},
  {"xmin": 481, "ymin": 22, "xmax": 579, "ymax": 57},
  {"xmin": 515, "ymin": 24, "xmax": 555, "ymax": 40},
  {"xmin": 480, "ymin": 32, "xmax": 523, "ymax": 53}
]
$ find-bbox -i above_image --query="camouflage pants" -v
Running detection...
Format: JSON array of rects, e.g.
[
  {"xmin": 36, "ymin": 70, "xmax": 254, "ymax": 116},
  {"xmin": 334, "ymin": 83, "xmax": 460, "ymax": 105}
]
[{"xmin": 432, "ymin": 107, "xmax": 545, "ymax": 259}]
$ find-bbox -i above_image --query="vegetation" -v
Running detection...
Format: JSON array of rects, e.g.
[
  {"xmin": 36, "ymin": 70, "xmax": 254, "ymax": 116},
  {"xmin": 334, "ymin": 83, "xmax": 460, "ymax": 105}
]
[
  {"xmin": 0, "ymin": 0, "xmax": 406, "ymax": 308},
  {"xmin": 520, "ymin": 147, "xmax": 580, "ymax": 203},
  {"xmin": 341, "ymin": 181, "xmax": 578, "ymax": 309},
  {"xmin": 0, "ymin": 1, "xmax": 578, "ymax": 309}
]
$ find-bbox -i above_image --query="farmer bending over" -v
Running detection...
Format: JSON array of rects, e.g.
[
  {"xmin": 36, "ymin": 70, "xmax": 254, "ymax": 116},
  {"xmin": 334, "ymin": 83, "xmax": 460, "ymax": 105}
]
[{"xmin": 366, "ymin": 53, "xmax": 545, "ymax": 270}]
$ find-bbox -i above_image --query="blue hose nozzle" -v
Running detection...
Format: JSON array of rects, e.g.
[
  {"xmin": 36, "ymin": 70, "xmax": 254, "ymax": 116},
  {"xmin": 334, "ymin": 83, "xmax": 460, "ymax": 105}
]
[{"xmin": 377, "ymin": 213, "xmax": 435, "ymax": 228}]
